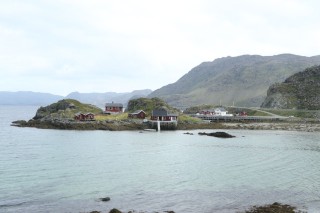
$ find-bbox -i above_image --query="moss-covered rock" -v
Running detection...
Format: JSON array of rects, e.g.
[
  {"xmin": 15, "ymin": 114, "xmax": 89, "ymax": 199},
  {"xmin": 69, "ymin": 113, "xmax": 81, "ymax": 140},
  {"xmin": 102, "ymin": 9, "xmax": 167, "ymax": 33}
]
[
  {"xmin": 33, "ymin": 99, "xmax": 103, "ymax": 121},
  {"xmin": 126, "ymin": 97, "xmax": 179, "ymax": 115},
  {"xmin": 243, "ymin": 202, "xmax": 303, "ymax": 213}
]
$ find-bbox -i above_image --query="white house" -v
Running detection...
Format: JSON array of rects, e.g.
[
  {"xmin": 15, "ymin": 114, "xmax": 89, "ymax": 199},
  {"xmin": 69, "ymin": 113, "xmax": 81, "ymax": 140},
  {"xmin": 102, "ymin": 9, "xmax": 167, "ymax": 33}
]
[
  {"xmin": 214, "ymin": 108, "xmax": 233, "ymax": 116},
  {"xmin": 198, "ymin": 107, "xmax": 233, "ymax": 116}
]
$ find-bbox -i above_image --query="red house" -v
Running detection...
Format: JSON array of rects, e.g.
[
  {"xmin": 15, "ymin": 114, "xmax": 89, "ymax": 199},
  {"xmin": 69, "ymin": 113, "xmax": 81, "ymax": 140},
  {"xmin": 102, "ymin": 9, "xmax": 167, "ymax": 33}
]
[
  {"xmin": 74, "ymin": 113, "xmax": 95, "ymax": 121},
  {"xmin": 151, "ymin": 108, "xmax": 178, "ymax": 121},
  {"xmin": 128, "ymin": 110, "xmax": 146, "ymax": 119},
  {"xmin": 199, "ymin": 109, "xmax": 215, "ymax": 115},
  {"xmin": 104, "ymin": 102, "xmax": 123, "ymax": 114}
]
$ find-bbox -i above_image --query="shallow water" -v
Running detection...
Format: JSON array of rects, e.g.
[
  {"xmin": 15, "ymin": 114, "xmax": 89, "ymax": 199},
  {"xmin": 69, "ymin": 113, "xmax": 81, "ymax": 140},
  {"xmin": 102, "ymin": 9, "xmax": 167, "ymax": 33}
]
[{"xmin": 0, "ymin": 106, "xmax": 320, "ymax": 213}]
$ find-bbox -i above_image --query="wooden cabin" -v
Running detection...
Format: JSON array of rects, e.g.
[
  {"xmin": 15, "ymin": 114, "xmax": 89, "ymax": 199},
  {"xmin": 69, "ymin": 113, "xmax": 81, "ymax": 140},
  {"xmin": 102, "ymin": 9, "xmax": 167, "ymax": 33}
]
[
  {"xmin": 74, "ymin": 112, "xmax": 95, "ymax": 121},
  {"xmin": 128, "ymin": 110, "xmax": 146, "ymax": 119},
  {"xmin": 151, "ymin": 108, "xmax": 178, "ymax": 121},
  {"xmin": 104, "ymin": 102, "xmax": 123, "ymax": 114}
]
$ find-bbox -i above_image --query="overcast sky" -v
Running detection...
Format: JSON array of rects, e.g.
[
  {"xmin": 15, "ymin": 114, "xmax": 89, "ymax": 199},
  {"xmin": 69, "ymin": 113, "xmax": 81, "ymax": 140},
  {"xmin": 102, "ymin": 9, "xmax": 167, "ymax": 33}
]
[{"xmin": 1, "ymin": 0, "xmax": 319, "ymax": 95}]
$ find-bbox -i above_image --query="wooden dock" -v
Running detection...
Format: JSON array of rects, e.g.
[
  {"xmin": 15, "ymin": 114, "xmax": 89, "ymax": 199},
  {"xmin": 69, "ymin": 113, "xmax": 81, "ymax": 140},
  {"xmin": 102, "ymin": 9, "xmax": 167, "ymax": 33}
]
[
  {"xmin": 193, "ymin": 115, "xmax": 286, "ymax": 122},
  {"xmin": 149, "ymin": 120, "xmax": 178, "ymax": 130}
]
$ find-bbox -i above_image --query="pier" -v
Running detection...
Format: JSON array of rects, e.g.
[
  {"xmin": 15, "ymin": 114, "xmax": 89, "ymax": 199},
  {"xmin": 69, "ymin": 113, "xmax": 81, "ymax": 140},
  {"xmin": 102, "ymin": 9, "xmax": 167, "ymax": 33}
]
[
  {"xmin": 193, "ymin": 115, "xmax": 285, "ymax": 122},
  {"xmin": 150, "ymin": 120, "xmax": 178, "ymax": 130}
]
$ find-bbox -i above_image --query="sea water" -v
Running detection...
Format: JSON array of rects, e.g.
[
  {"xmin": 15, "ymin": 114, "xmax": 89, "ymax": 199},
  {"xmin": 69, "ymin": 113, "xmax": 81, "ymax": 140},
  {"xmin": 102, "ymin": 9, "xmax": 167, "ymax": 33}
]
[{"xmin": 0, "ymin": 105, "xmax": 320, "ymax": 213}]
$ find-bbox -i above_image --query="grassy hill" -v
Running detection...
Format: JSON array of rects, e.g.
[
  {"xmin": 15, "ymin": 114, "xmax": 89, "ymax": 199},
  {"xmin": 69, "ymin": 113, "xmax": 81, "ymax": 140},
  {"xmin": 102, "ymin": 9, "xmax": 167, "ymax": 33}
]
[
  {"xmin": 261, "ymin": 65, "xmax": 320, "ymax": 110},
  {"xmin": 148, "ymin": 54, "xmax": 320, "ymax": 108},
  {"xmin": 126, "ymin": 97, "xmax": 179, "ymax": 116},
  {"xmin": 33, "ymin": 99, "xmax": 103, "ymax": 121}
]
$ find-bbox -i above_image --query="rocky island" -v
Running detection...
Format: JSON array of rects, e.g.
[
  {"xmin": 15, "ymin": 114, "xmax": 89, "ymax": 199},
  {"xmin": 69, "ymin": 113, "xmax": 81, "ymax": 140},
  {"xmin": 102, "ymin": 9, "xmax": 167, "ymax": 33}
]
[
  {"xmin": 11, "ymin": 94, "xmax": 320, "ymax": 132},
  {"xmin": 11, "ymin": 99, "xmax": 150, "ymax": 130}
]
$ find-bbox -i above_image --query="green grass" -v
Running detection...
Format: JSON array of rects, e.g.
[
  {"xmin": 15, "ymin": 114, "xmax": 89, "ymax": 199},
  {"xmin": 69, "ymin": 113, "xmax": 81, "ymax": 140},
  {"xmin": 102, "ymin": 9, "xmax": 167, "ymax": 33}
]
[
  {"xmin": 95, "ymin": 113, "xmax": 129, "ymax": 121},
  {"xmin": 178, "ymin": 114, "xmax": 202, "ymax": 123}
]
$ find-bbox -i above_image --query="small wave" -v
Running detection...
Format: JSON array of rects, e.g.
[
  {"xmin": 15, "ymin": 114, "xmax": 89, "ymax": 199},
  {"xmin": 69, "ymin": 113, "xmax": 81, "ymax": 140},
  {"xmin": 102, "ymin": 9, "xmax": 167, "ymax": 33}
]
[{"xmin": 0, "ymin": 201, "xmax": 27, "ymax": 208}]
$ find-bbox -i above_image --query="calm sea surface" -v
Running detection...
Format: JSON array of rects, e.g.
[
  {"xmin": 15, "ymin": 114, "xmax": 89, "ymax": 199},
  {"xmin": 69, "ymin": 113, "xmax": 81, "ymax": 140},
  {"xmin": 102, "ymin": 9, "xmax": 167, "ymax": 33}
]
[{"xmin": 0, "ymin": 105, "xmax": 320, "ymax": 213}]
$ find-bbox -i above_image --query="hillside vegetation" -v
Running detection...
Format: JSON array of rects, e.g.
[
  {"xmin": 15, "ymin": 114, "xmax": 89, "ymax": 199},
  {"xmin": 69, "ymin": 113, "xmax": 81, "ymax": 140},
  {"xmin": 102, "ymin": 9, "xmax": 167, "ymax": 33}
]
[
  {"xmin": 261, "ymin": 65, "xmax": 320, "ymax": 110},
  {"xmin": 126, "ymin": 97, "xmax": 179, "ymax": 115},
  {"xmin": 33, "ymin": 99, "xmax": 103, "ymax": 121},
  {"xmin": 149, "ymin": 54, "xmax": 320, "ymax": 107}
]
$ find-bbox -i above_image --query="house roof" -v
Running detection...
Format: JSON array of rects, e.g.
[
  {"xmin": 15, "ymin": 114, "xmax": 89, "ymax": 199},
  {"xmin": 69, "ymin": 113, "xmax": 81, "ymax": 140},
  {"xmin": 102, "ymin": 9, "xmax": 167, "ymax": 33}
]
[
  {"xmin": 152, "ymin": 109, "xmax": 178, "ymax": 117},
  {"xmin": 105, "ymin": 102, "xmax": 123, "ymax": 107},
  {"xmin": 215, "ymin": 107, "xmax": 227, "ymax": 112},
  {"xmin": 75, "ymin": 112, "xmax": 94, "ymax": 116},
  {"xmin": 129, "ymin": 110, "xmax": 146, "ymax": 115}
]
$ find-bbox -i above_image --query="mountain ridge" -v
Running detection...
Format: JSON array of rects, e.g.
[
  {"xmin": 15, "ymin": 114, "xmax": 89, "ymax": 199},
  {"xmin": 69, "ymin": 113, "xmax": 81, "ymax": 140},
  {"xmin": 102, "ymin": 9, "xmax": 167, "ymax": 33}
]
[
  {"xmin": 148, "ymin": 54, "xmax": 320, "ymax": 107},
  {"xmin": 0, "ymin": 91, "xmax": 63, "ymax": 106},
  {"xmin": 0, "ymin": 89, "xmax": 152, "ymax": 107}
]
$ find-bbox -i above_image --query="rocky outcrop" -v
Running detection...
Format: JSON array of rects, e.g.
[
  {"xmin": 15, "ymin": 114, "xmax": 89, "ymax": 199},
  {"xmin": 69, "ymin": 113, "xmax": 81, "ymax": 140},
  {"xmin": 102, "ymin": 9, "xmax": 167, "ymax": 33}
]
[
  {"xmin": 243, "ymin": 202, "xmax": 300, "ymax": 213},
  {"xmin": 261, "ymin": 65, "xmax": 320, "ymax": 109},
  {"xmin": 11, "ymin": 99, "xmax": 149, "ymax": 130},
  {"xmin": 106, "ymin": 210, "xmax": 175, "ymax": 213},
  {"xmin": 126, "ymin": 97, "xmax": 179, "ymax": 115},
  {"xmin": 12, "ymin": 118, "xmax": 149, "ymax": 131},
  {"xmin": 99, "ymin": 197, "xmax": 111, "ymax": 202},
  {"xmin": 33, "ymin": 99, "xmax": 103, "ymax": 121},
  {"xmin": 198, "ymin": 131, "xmax": 235, "ymax": 138}
]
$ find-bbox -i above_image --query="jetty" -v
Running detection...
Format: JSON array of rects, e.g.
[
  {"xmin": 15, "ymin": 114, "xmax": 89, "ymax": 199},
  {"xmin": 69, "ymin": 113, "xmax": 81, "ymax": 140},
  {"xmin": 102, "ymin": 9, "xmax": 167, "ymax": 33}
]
[{"xmin": 194, "ymin": 115, "xmax": 285, "ymax": 122}]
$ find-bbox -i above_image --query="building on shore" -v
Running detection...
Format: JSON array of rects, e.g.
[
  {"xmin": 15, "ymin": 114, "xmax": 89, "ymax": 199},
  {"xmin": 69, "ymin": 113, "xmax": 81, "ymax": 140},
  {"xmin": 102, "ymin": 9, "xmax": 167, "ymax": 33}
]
[
  {"xmin": 198, "ymin": 107, "xmax": 233, "ymax": 117},
  {"xmin": 149, "ymin": 108, "xmax": 178, "ymax": 130},
  {"xmin": 104, "ymin": 102, "xmax": 123, "ymax": 114},
  {"xmin": 151, "ymin": 108, "xmax": 178, "ymax": 121},
  {"xmin": 74, "ymin": 113, "xmax": 95, "ymax": 121},
  {"xmin": 128, "ymin": 110, "xmax": 146, "ymax": 119}
]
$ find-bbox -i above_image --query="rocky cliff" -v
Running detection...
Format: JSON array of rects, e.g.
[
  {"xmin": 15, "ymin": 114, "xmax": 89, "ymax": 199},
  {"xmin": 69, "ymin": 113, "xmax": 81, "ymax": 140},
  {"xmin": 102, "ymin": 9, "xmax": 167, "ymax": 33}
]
[{"xmin": 261, "ymin": 65, "xmax": 320, "ymax": 109}]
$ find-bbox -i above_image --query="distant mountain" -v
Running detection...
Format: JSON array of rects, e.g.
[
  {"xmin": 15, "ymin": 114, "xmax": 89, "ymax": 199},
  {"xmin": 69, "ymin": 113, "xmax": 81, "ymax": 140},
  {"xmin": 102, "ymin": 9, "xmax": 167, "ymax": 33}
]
[
  {"xmin": 149, "ymin": 54, "xmax": 320, "ymax": 107},
  {"xmin": 0, "ymin": 89, "xmax": 152, "ymax": 107},
  {"xmin": 0, "ymin": 91, "xmax": 63, "ymax": 106},
  {"xmin": 261, "ymin": 65, "xmax": 320, "ymax": 110},
  {"xmin": 65, "ymin": 89, "xmax": 152, "ymax": 108}
]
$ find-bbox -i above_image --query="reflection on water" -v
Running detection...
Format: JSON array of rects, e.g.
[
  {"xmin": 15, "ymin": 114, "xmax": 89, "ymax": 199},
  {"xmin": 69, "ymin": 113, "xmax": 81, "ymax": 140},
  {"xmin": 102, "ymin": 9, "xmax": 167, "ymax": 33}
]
[{"xmin": 0, "ymin": 106, "xmax": 320, "ymax": 213}]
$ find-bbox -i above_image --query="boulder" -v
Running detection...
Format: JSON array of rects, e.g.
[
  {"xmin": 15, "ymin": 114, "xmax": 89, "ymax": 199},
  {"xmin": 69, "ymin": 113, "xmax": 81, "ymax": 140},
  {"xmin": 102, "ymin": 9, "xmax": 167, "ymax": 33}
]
[
  {"xmin": 198, "ymin": 131, "xmax": 235, "ymax": 138},
  {"xmin": 109, "ymin": 209, "xmax": 122, "ymax": 213},
  {"xmin": 99, "ymin": 197, "xmax": 111, "ymax": 202}
]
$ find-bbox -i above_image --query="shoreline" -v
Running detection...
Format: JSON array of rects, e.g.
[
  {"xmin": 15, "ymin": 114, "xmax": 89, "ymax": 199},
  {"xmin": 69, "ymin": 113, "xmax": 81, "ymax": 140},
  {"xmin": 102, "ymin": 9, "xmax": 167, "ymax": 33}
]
[
  {"xmin": 11, "ymin": 119, "xmax": 320, "ymax": 132},
  {"xmin": 88, "ymin": 202, "xmax": 304, "ymax": 213}
]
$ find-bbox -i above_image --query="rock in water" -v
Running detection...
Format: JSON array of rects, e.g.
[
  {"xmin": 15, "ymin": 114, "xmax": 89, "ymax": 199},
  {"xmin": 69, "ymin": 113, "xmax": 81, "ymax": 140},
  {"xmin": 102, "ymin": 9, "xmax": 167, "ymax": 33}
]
[
  {"xmin": 109, "ymin": 209, "xmax": 122, "ymax": 213},
  {"xmin": 243, "ymin": 202, "xmax": 299, "ymax": 213},
  {"xmin": 99, "ymin": 197, "xmax": 111, "ymax": 202},
  {"xmin": 198, "ymin": 131, "xmax": 235, "ymax": 138}
]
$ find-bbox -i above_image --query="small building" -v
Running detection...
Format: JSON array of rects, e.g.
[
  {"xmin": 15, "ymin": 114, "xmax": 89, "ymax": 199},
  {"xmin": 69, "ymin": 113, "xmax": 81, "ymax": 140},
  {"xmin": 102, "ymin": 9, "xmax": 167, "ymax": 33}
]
[
  {"xmin": 199, "ymin": 109, "xmax": 215, "ymax": 115},
  {"xmin": 104, "ymin": 102, "xmax": 123, "ymax": 114},
  {"xmin": 214, "ymin": 107, "xmax": 228, "ymax": 116},
  {"xmin": 128, "ymin": 110, "xmax": 146, "ymax": 119},
  {"xmin": 151, "ymin": 108, "xmax": 178, "ymax": 121},
  {"xmin": 197, "ymin": 107, "xmax": 233, "ymax": 117},
  {"xmin": 74, "ymin": 112, "xmax": 95, "ymax": 121},
  {"xmin": 238, "ymin": 111, "xmax": 248, "ymax": 116}
]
